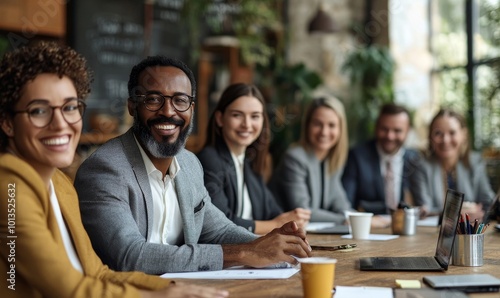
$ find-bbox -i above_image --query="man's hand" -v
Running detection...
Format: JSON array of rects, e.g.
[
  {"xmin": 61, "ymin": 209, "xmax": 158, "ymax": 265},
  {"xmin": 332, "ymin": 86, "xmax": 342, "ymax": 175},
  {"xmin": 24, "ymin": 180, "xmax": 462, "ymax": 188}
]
[
  {"xmin": 222, "ymin": 221, "xmax": 312, "ymax": 268},
  {"xmin": 461, "ymin": 202, "xmax": 484, "ymax": 223},
  {"xmin": 370, "ymin": 215, "xmax": 391, "ymax": 228},
  {"xmin": 274, "ymin": 208, "xmax": 311, "ymax": 228}
]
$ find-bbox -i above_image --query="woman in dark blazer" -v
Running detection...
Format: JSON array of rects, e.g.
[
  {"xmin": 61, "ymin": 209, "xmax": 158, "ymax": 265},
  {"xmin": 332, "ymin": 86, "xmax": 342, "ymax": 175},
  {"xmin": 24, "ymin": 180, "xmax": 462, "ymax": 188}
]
[
  {"xmin": 410, "ymin": 108, "xmax": 495, "ymax": 219},
  {"xmin": 268, "ymin": 94, "xmax": 353, "ymax": 224},
  {"xmin": 197, "ymin": 83, "xmax": 310, "ymax": 234}
]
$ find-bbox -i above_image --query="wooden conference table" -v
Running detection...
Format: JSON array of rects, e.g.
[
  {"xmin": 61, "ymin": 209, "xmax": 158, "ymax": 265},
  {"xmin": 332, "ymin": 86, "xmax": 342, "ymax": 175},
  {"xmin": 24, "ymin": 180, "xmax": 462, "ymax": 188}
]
[{"xmin": 184, "ymin": 225, "xmax": 500, "ymax": 298}]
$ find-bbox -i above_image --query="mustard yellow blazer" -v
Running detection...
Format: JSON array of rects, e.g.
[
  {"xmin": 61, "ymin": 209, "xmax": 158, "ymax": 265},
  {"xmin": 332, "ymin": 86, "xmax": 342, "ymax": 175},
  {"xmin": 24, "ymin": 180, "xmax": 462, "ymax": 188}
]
[{"xmin": 0, "ymin": 153, "xmax": 170, "ymax": 298}]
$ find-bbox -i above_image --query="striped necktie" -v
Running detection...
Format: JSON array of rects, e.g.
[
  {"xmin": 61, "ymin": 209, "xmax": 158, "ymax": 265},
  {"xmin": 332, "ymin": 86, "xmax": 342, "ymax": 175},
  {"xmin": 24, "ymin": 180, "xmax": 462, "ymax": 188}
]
[{"xmin": 385, "ymin": 159, "xmax": 397, "ymax": 210}]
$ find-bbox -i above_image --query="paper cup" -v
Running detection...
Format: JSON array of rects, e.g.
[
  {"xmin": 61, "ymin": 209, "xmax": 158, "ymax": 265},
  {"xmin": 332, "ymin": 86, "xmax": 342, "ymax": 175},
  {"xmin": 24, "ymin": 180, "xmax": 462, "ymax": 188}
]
[
  {"xmin": 300, "ymin": 257, "xmax": 337, "ymax": 298},
  {"xmin": 349, "ymin": 212, "xmax": 373, "ymax": 239}
]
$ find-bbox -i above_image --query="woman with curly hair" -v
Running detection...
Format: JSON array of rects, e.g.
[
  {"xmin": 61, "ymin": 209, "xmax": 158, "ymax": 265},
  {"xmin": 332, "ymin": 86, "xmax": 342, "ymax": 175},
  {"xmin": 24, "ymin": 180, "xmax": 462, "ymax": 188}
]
[{"xmin": 0, "ymin": 42, "xmax": 228, "ymax": 298}]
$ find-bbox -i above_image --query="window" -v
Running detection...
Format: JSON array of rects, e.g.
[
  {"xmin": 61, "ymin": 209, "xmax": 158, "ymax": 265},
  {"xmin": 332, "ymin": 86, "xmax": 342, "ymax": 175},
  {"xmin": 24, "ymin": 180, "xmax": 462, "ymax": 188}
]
[{"xmin": 431, "ymin": 0, "xmax": 500, "ymax": 149}]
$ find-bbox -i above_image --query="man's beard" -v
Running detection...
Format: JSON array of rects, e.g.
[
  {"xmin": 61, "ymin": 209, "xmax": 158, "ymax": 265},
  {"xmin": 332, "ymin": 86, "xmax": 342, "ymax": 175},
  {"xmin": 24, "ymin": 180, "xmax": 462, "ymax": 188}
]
[{"xmin": 132, "ymin": 111, "xmax": 193, "ymax": 158}]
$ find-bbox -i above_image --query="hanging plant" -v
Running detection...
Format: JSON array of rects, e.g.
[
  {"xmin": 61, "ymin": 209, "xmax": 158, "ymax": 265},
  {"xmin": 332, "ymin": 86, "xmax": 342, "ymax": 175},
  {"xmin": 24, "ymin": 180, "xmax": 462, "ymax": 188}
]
[{"xmin": 182, "ymin": 0, "xmax": 281, "ymax": 67}]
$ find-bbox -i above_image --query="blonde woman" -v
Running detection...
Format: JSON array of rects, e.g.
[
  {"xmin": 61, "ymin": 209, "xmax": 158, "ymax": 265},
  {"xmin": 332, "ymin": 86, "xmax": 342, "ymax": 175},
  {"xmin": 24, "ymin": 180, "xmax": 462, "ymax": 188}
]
[
  {"xmin": 269, "ymin": 94, "xmax": 352, "ymax": 224},
  {"xmin": 411, "ymin": 108, "xmax": 495, "ymax": 219}
]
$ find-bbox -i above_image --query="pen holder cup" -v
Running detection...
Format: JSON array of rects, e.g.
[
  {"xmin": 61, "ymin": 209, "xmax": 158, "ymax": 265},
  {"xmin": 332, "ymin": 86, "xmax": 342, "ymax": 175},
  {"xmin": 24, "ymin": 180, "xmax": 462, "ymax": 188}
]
[
  {"xmin": 391, "ymin": 207, "xmax": 419, "ymax": 235},
  {"xmin": 452, "ymin": 234, "xmax": 484, "ymax": 266}
]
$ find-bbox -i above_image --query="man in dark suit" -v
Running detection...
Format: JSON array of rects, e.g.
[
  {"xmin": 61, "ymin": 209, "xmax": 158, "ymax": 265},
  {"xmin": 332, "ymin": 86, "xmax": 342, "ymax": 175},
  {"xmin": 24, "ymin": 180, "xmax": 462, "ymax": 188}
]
[{"xmin": 342, "ymin": 104, "xmax": 421, "ymax": 222}]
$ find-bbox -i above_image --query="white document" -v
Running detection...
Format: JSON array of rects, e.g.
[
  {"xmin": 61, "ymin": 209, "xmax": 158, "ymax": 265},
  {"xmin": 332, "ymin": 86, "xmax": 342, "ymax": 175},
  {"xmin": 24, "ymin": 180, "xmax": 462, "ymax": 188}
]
[
  {"xmin": 417, "ymin": 215, "xmax": 439, "ymax": 227},
  {"xmin": 341, "ymin": 234, "xmax": 399, "ymax": 240},
  {"xmin": 160, "ymin": 266, "xmax": 299, "ymax": 280},
  {"xmin": 335, "ymin": 286, "xmax": 393, "ymax": 298},
  {"xmin": 306, "ymin": 222, "xmax": 336, "ymax": 232}
]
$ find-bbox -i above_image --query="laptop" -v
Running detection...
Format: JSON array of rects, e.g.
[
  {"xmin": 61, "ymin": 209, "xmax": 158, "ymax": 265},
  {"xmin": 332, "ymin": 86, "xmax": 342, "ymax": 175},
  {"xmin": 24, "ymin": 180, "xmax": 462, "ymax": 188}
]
[
  {"xmin": 306, "ymin": 223, "xmax": 350, "ymax": 234},
  {"xmin": 359, "ymin": 189, "xmax": 464, "ymax": 271},
  {"xmin": 423, "ymin": 274, "xmax": 500, "ymax": 293}
]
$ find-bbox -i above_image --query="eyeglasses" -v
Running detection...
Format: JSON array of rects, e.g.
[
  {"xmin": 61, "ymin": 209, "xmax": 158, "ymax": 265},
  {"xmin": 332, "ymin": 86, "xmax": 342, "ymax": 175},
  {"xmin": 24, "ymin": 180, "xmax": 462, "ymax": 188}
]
[
  {"xmin": 13, "ymin": 98, "xmax": 86, "ymax": 128},
  {"xmin": 132, "ymin": 93, "xmax": 194, "ymax": 112}
]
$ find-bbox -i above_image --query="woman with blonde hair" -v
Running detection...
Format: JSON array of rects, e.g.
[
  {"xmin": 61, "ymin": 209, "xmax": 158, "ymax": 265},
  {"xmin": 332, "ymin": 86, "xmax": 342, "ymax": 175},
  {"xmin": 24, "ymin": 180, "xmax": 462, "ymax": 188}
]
[
  {"xmin": 269, "ymin": 93, "xmax": 352, "ymax": 224},
  {"xmin": 411, "ymin": 108, "xmax": 495, "ymax": 219}
]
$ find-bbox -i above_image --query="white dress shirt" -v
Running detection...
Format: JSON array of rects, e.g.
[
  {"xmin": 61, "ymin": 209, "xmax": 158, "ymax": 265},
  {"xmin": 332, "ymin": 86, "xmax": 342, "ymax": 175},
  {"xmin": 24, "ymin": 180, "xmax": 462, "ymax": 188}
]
[
  {"xmin": 230, "ymin": 152, "xmax": 253, "ymax": 220},
  {"xmin": 377, "ymin": 145, "xmax": 406, "ymax": 210},
  {"xmin": 49, "ymin": 181, "xmax": 83, "ymax": 273},
  {"xmin": 135, "ymin": 137, "xmax": 184, "ymax": 245}
]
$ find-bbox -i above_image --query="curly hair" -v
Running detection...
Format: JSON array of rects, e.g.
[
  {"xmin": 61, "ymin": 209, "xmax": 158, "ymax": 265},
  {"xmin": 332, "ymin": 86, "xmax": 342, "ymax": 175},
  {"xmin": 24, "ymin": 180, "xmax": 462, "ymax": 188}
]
[{"xmin": 0, "ymin": 41, "xmax": 93, "ymax": 150}]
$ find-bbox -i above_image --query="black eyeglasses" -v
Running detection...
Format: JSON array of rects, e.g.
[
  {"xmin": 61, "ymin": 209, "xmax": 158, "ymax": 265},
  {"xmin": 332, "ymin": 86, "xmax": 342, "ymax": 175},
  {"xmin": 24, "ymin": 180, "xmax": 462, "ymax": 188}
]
[
  {"xmin": 13, "ymin": 98, "xmax": 86, "ymax": 128},
  {"xmin": 132, "ymin": 93, "xmax": 194, "ymax": 112}
]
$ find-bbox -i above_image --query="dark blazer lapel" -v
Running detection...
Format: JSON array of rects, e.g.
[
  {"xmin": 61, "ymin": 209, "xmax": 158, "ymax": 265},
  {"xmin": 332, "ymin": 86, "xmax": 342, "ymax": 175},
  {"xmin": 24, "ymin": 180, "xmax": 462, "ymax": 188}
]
[
  {"xmin": 120, "ymin": 129, "xmax": 155, "ymax": 238},
  {"xmin": 215, "ymin": 138, "xmax": 239, "ymax": 212},
  {"xmin": 242, "ymin": 160, "xmax": 264, "ymax": 218},
  {"xmin": 368, "ymin": 141, "xmax": 384, "ymax": 200}
]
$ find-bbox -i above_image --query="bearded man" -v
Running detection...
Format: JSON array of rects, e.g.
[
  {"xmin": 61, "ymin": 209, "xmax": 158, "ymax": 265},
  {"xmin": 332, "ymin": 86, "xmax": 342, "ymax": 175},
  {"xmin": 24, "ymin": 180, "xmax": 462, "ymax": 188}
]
[{"xmin": 74, "ymin": 56, "xmax": 311, "ymax": 274}]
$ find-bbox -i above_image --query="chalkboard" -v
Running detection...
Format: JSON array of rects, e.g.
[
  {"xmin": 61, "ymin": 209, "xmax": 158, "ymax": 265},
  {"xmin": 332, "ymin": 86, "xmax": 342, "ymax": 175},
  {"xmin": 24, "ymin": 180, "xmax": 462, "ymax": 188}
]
[
  {"xmin": 68, "ymin": 0, "xmax": 145, "ymax": 129},
  {"xmin": 67, "ymin": 0, "xmax": 241, "ymax": 140},
  {"xmin": 149, "ymin": 0, "xmax": 190, "ymax": 61}
]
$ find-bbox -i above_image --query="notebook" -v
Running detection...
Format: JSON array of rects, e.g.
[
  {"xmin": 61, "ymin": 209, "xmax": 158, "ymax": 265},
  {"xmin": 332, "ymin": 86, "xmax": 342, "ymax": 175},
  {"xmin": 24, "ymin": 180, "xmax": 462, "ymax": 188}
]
[
  {"xmin": 423, "ymin": 274, "xmax": 500, "ymax": 293},
  {"xmin": 359, "ymin": 189, "xmax": 464, "ymax": 271}
]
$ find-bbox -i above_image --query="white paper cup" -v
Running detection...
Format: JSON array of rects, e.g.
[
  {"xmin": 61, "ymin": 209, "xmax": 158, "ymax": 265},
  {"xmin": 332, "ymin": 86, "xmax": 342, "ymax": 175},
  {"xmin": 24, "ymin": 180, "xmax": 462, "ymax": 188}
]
[{"xmin": 349, "ymin": 212, "xmax": 373, "ymax": 239}]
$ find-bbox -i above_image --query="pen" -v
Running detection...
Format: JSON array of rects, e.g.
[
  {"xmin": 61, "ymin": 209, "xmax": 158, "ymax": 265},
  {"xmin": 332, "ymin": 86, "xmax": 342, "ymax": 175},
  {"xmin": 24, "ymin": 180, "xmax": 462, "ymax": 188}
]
[
  {"xmin": 459, "ymin": 214, "xmax": 465, "ymax": 234},
  {"xmin": 481, "ymin": 223, "xmax": 490, "ymax": 234},
  {"xmin": 465, "ymin": 213, "xmax": 471, "ymax": 234},
  {"xmin": 472, "ymin": 219, "xmax": 479, "ymax": 234},
  {"xmin": 311, "ymin": 244, "xmax": 357, "ymax": 251},
  {"xmin": 477, "ymin": 223, "xmax": 484, "ymax": 234}
]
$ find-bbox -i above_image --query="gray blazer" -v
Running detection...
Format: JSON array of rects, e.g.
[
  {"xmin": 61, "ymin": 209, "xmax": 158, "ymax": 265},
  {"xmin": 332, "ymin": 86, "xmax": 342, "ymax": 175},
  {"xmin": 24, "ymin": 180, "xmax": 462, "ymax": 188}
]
[
  {"xmin": 268, "ymin": 146, "xmax": 352, "ymax": 223},
  {"xmin": 410, "ymin": 152, "xmax": 495, "ymax": 214},
  {"xmin": 74, "ymin": 129, "xmax": 257, "ymax": 274}
]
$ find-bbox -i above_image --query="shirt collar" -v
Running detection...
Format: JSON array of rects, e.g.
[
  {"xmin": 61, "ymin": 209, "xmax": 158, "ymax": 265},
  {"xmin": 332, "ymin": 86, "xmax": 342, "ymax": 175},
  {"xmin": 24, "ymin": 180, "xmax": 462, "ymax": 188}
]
[
  {"xmin": 133, "ymin": 135, "xmax": 181, "ymax": 179},
  {"xmin": 230, "ymin": 151, "xmax": 245, "ymax": 166},
  {"xmin": 376, "ymin": 143, "xmax": 405, "ymax": 162}
]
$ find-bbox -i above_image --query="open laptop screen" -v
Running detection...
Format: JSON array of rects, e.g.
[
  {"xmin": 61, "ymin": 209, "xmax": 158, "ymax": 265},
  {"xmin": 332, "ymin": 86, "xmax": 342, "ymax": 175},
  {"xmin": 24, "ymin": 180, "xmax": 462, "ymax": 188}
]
[{"xmin": 434, "ymin": 189, "xmax": 464, "ymax": 269}]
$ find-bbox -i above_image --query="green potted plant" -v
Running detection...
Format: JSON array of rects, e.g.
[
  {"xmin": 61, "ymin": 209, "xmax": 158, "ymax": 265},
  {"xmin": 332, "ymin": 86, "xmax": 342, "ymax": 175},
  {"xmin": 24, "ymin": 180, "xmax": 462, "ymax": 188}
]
[
  {"xmin": 257, "ymin": 62, "xmax": 323, "ymax": 167},
  {"xmin": 341, "ymin": 45, "xmax": 395, "ymax": 143},
  {"xmin": 182, "ymin": 0, "xmax": 280, "ymax": 67}
]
